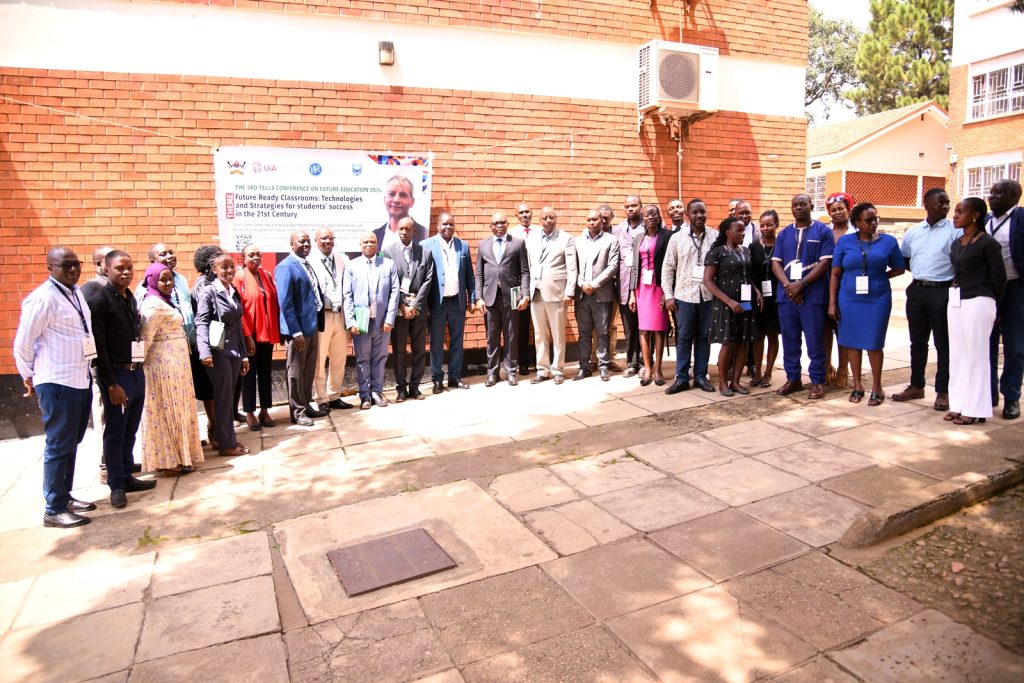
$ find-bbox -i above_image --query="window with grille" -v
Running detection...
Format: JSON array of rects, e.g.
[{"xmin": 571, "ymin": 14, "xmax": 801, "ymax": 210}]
[
  {"xmin": 806, "ymin": 175, "xmax": 826, "ymax": 212},
  {"xmin": 965, "ymin": 161, "xmax": 1023, "ymax": 197},
  {"xmin": 970, "ymin": 60, "xmax": 1024, "ymax": 121},
  {"xmin": 846, "ymin": 172, "xmax": 919, "ymax": 207}
]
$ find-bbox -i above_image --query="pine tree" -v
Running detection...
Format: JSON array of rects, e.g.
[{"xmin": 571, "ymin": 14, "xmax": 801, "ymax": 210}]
[{"xmin": 847, "ymin": 0, "xmax": 954, "ymax": 114}]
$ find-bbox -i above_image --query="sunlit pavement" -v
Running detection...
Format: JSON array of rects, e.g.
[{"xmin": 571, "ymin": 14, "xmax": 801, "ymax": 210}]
[{"xmin": 1, "ymin": 273, "xmax": 1023, "ymax": 682}]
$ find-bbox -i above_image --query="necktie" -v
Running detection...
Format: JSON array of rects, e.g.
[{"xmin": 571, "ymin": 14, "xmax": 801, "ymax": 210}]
[
  {"xmin": 366, "ymin": 257, "xmax": 377, "ymax": 319},
  {"xmin": 323, "ymin": 256, "xmax": 336, "ymax": 280},
  {"xmin": 495, "ymin": 238, "xmax": 504, "ymax": 262},
  {"xmin": 404, "ymin": 246, "xmax": 413, "ymax": 276},
  {"xmin": 302, "ymin": 260, "xmax": 323, "ymax": 311}
]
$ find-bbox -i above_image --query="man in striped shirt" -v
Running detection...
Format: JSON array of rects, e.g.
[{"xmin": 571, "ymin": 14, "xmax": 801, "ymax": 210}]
[{"xmin": 14, "ymin": 246, "xmax": 98, "ymax": 528}]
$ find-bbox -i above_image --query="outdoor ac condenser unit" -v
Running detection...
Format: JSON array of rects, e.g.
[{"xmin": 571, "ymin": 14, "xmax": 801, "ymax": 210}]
[{"xmin": 638, "ymin": 40, "xmax": 719, "ymax": 115}]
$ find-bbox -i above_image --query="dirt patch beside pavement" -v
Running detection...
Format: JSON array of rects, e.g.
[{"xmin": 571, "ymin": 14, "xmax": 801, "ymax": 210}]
[{"xmin": 859, "ymin": 484, "xmax": 1024, "ymax": 655}]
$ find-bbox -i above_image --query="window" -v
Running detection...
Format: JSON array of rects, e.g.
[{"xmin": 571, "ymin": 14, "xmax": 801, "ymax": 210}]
[
  {"xmin": 806, "ymin": 175, "xmax": 826, "ymax": 212},
  {"xmin": 970, "ymin": 60, "xmax": 1024, "ymax": 120},
  {"xmin": 965, "ymin": 161, "xmax": 1022, "ymax": 197}
]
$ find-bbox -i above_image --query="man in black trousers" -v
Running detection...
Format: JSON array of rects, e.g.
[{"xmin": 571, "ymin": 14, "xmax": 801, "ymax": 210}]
[
  {"xmin": 385, "ymin": 217, "xmax": 435, "ymax": 401},
  {"xmin": 476, "ymin": 212, "xmax": 531, "ymax": 386}
]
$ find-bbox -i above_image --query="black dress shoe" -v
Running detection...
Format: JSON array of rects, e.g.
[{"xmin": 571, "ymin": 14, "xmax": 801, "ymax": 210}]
[
  {"xmin": 305, "ymin": 407, "xmax": 327, "ymax": 418},
  {"xmin": 665, "ymin": 381, "xmax": 689, "ymax": 395},
  {"xmin": 234, "ymin": 411, "xmax": 246, "ymax": 423},
  {"xmin": 449, "ymin": 380, "xmax": 470, "ymax": 389},
  {"xmin": 68, "ymin": 498, "xmax": 97, "ymax": 512},
  {"xmin": 507, "ymin": 374, "xmax": 519, "ymax": 386},
  {"xmin": 361, "ymin": 400, "xmax": 372, "ymax": 410},
  {"xmin": 695, "ymin": 378, "xmax": 716, "ymax": 393},
  {"xmin": 294, "ymin": 414, "xmax": 314, "ymax": 426},
  {"xmin": 132, "ymin": 463, "xmax": 142, "ymax": 474},
  {"xmin": 432, "ymin": 381, "xmax": 445, "ymax": 394},
  {"xmin": 485, "ymin": 375, "xmax": 498, "ymax": 387},
  {"xmin": 328, "ymin": 398, "xmax": 353, "ymax": 410},
  {"xmin": 410, "ymin": 388, "xmax": 425, "ymax": 400},
  {"xmin": 110, "ymin": 490, "xmax": 127, "ymax": 509},
  {"xmin": 396, "ymin": 388, "xmax": 408, "ymax": 402},
  {"xmin": 125, "ymin": 477, "xmax": 157, "ymax": 492},
  {"xmin": 44, "ymin": 510, "xmax": 91, "ymax": 528},
  {"xmin": 574, "ymin": 370, "xmax": 592, "ymax": 381},
  {"xmin": 1004, "ymin": 399, "xmax": 1021, "ymax": 420},
  {"xmin": 519, "ymin": 366, "xmax": 531, "ymax": 376},
  {"xmin": 599, "ymin": 368, "xmax": 610, "ymax": 381}
]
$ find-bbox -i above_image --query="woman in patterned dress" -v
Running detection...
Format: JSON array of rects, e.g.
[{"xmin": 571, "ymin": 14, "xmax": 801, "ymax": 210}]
[{"xmin": 140, "ymin": 263, "xmax": 204, "ymax": 474}]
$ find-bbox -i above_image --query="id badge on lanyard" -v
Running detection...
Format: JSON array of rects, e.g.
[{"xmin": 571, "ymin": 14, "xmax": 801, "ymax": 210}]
[
  {"xmin": 788, "ymin": 261, "xmax": 803, "ymax": 281},
  {"xmin": 131, "ymin": 341, "xmax": 146, "ymax": 362},
  {"xmin": 855, "ymin": 276, "xmax": 869, "ymax": 295},
  {"xmin": 400, "ymin": 277, "xmax": 411, "ymax": 294},
  {"xmin": 642, "ymin": 268, "xmax": 654, "ymax": 286},
  {"xmin": 949, "ymin": 286, "xmax": 961, "ymax": 308},
  {"xmin": 740, "ymin": 283, "xmax": 752, "ymax": 301},
  {"xmin": 691, "ymin": 264, "xmax": 704, "ymax": 281},
  {"xmin": 82, "ymin": 335, "xmax": 97, "ymax": 360},
  {"xmin": 761, "ymin": 280, "xmax": 773, "ymax": 297}
]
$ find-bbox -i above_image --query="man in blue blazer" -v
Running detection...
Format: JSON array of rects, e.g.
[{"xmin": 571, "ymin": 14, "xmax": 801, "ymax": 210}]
[
  {"xmin": 423, "ymin": 211, "xmax": 476, "ymax": 393},
  {"xmin": 275, "ymin": 231, "xmax": 325, "ymax": 426},
  {"xmin": 344, "ymin": 233, "xmax": 401, "ymax": 409},
  {"xmin": 987, "ymin": 179, "xmax": 1024, "ymax": 419}
]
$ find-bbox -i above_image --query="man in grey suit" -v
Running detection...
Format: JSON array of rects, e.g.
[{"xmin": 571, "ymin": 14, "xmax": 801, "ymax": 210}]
[
  {"xmin": 575, "ymin": 209, "xmax": 620, "ymax": 381},
  {"xmin": 527, "ymin": 206, "xmax": 577, "ymax": 385},
  {"xmin": 344, "ymin": 233, "xmax": 401, "ymax": 410},
  {"xmin": 475, "ymin": 212, "xmax": 531, "ymax": 387},
  {"xmin": 383, "ymin": 217, "xmax": 435, "ymax": 402}
]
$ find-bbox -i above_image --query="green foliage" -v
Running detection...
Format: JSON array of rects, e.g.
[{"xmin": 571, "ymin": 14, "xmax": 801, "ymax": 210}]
[
  {"xmin": 806, "ymin": 7, "xmax": 863, "ymax": 119},
  {"xmin": 847, "ymin": 0, "xmax": 954, "ymax": 114},
  {"xmin": 1012, "ymin": 0, "xmax": 1024, "ymax": 12}
]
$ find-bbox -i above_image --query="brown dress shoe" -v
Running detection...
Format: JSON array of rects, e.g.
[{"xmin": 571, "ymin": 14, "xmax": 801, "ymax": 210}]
[
  {"xmin": 933, "ymin": 392, "xmax": 949, "ymax": 411},
  {"xmin": 775, "ymin": 380, "xmax": 805, "ymax": 396},
  {"xmin": 892, "ymin": 385, "xmax": 925, "ymax": 402},
  {"xmin": 808, "ymin": 384, "xmax": 825, "ymax": 400}
]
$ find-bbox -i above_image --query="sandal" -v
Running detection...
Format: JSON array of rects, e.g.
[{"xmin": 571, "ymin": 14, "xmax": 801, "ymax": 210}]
[
  {"xmin": 759, "ymin": 373, "xmax": 773, "ymax": 388},
  {"xmin": 943, "ymin": 412, "xmax": 961, "ymax": 422},
  {"xmin": 849, "ymin": 389, "xmax": 865, "ymax": 403},
  {"xmin": 218, "ymin": 445, "xmax": 251, "ymax": 457},
  {"xmin": 868, "ymin": 392, "xmax": 884, "ymax": 407},
  {"xmin": 952, "ymin": 416, "xmax": 986, "ymax": 425},
  {"xmin": 749, "ymin": 373, "xmax": 762, "ymax": 387}
]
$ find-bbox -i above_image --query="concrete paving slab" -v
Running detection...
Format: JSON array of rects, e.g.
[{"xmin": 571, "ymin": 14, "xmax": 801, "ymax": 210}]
[
  {"xmin": 763, "ymin": 404, "xmax": 871, "ymax": 437},
  {"xmin": 285, "ymin": 599, "xmax": 454, "ymax": 682},
  {"xmin": 567, "ymin": 399, "xmax": 652, "ymax": 427},
  {"xmin": 677, "ymin": 457, "xmax": 808, "ymax": 506},
  {"xmin": 420, "ymin": 566, "xmax": 593, "ymax": 666},
  {"xmin": 86, "ymin": 671, "xmax": 129, "ymax": 683},
  {"xmin": 523, "ymin": 500, "xmax": 635, "ymax": 555},
  {"xmin": 607, "ymin": 586, "xmax": 815, "ymax": 683},
  {"xmin": 272, "ymin": 481, "xmax": 556, "ymax": 624},
  {"xmin": 894, "ymin": 446, "xmax": 1017, "ymax": 480},
  {"xmin": 461, "ymin": 625, "xmax": 658, "ymax": 683},
  {"xmin": 821, "ymin": 464, "xmax": 941, "ymax": 508},
  {"xmin": 488, "ymin": 468, "xmax": 579, "ymax": 513},
  {"xmin": 622, "ymin": 389, "xmax": 715, "ymax": 414},
  {"xmin": 740, "ymin": 486, "xmax": 869, "ymax": 547},
  {"xmin": 881, "ymin": 407, "xmax": 1005, "ymax": 446},
  {"xmin": 262, "ymin": 429, "xmax": 342, "ymax": 458},
  {"xmin": 593, "ymin": 479, "xmax": 727, "ymax": 532},
  {"xmin": 818, "ymin": 423, "xmax": 944, "ymax": 463},
  {"xmin": 772, "ymin": 656, "xmax": 859, "ymax": 683},
  {"xmin": 136, "ymin": 575, "xmax": 280, "ymax": 662},
  {"xmin": 830, "ymin": 609, "xmax": 1024, "ymax": 682},
  {"xmin": 0, "ymin": 577, "xmax": 31, "ymax": 634},
  {"xmin": 14, "ymin": 553, "xmax": 153, "ymax": 629},
  {"xmin": 502, "ymin": 414, "xmax": 585, "ymax": 442},
  {"xmin": 421, "ymin": 423, "xmax": 513, "ymax": 456},
  {"xmin": 128, "ymin": 633, "xmax": 288, "ymax": 682},
  {"xmin": 343, "ymin": 434, "xmax": 435, "ymax": 470},
  {"xmin": 549, "ymin": 450, "xmax": 665, "ymax": 497},
  {"xmin": 701, "ymin": 419, "xmax": 808, "ymax": 455},
  {"xmin": 543, "ymin": 538, "xmax": 711, "ymax": 620},
  {"xmin": 960, "ymin": 421, "xmax": 1024, "ymax": 459},
  {"xmin": 650, "ymin": 509, "xmax": 809, "ymax": 582},
  {"xmin": 627, "ymin": 432, "xmax": 741, "ymax": 474},
  {"xmin": 413, "ymin": 670, "xmax": 465, "ymax": 683},
  {"xmin": 335, "ymin": 419, "xmax": 409, "ymax": 447},
  {"xmin": 753, "ymin": 439, "xmax": 877, "ymax": 483},
  {"xmin": 0, "ymin": 602, "xmax": 143, "ymax": 683},
  {"xmin": 151, "ymin": 531, "xmax": 272, "ymax": 598},
  {"xmin": 817, "ymin": 393, "xmax": 926, "ymax": 421}
]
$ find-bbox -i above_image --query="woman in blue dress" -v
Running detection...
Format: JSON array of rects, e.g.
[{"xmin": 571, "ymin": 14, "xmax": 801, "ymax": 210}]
[{"xmin": 828, "ymin": 202, "xmax": 906, "ymax": 406}]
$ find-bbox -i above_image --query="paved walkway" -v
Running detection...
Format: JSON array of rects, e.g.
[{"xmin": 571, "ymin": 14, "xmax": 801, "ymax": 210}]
[{"xmin": 2, "ymin": 275, "xmax": 1023, "ymax": 682}]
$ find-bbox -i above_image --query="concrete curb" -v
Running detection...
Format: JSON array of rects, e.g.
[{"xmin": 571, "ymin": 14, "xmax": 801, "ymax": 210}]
[{"xmin": 839, "ymin": 457, "xmax": 1024, "ymax": 548}]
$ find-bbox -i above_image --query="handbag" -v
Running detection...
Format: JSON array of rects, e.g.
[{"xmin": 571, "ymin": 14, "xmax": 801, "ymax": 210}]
[{"xmin": 208, "ymin": 291, "xmax": 226, "ymax": 350}]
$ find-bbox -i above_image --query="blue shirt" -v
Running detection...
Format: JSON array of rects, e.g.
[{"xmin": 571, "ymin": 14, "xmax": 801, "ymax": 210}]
[
  {"xmin": 771, "ymin": 220, "xmax": 834, "ymax": 304},
  {"xmin": 900, "ymin": 218, "xmax": 960, "ymax": 282}
]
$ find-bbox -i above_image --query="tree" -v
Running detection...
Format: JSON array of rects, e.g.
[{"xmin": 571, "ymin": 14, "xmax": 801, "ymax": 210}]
[
  {"xmin": 847, "ymin": 0, "xmax": 954, "ymax": 114},
  {"xmin": 805, "ymin": 7, "xmax": 862, "ymax": 120},
  {"xmin": 1012, "ymin": 0, "xmax": 1024, "ymax": 13}
]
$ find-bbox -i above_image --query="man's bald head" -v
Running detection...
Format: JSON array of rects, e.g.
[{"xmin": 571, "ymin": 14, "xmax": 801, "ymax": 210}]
[
  {"xmin": 91, "ymin": 245, "xmax": 114, "ymax": 278},
  {"xmin": 397, "ymin": 216, "xmax": 416, "ymax": 246},
  {"xmin": 290, "ymin": 231, "xmax": 312, "ymax": 258},
  {"xmin": 358, "ymin": 232, "xmax": 378, "ymax": 258},
  {"xmin": 46, "ymin": 246, "xmax": 83, "ymax": 288},
  {"xmin": 148, "ymin": 243, "xmax": 178, "ymax": 271}
]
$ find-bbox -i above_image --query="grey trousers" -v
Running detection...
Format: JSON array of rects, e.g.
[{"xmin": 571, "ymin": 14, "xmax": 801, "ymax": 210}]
[
  {"xmin": 576, "ymin": 295, "xmax": 611, "ymax": 370},
  {"xmin": 286, "ymin": 333, "xmax": 319, "ymax": 420},
  {"xmin": 205, "ymin": 354, "xmax": 241, "ymax": 450}
]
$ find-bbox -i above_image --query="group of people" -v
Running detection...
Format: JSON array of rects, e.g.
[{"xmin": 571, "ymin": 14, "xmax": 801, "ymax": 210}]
[{"xmin": 14, "ymin": 174, "xmax": 1024, "ymax": 529}]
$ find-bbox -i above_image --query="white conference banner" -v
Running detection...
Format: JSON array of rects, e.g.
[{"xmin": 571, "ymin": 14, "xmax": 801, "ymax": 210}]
[{"xmin": 213, "ymin": 146, "xmax": 433, "ymax": 253}]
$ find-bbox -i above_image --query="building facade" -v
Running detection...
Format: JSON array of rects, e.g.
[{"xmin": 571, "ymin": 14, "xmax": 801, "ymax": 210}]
[
  {"xmin": 946, "ymin": 0, "xmax": 1024, "ymax": 206},
  {"xmin": 0, "ymin": 0, "xmax": 809, "ymax": 430}
]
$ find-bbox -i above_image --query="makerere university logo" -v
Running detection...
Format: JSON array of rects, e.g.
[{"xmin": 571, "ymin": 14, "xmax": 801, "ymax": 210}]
[{"xmin": 227, "ymin": 160, "xmax": 246, "ymax": 175}]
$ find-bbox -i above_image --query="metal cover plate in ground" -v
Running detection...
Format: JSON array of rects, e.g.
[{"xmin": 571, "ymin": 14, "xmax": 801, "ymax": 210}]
[{"xmin": 327, "ymin": 528, "xmax": 457, "ymax": 596}]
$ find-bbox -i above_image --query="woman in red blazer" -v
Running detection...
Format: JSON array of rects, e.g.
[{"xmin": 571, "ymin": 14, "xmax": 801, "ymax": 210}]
[{"xmin": 234, "ymin": 244, "xmax": 280, "ymax": 430}]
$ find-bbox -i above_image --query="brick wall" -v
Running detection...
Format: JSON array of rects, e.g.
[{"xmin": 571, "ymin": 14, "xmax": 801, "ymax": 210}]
[
  {"xmin": 0, "ymin": 68, "xmax": 807, "ymax": 374},
  {"xmin": 946, "ymin": 64, "xmax": 1024, "ymax": 205}
]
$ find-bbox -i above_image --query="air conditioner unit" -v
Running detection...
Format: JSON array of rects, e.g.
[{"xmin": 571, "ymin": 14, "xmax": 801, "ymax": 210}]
[{"xmin": 638, "ymin": 41, "xmax": 719, "ymax": 115}]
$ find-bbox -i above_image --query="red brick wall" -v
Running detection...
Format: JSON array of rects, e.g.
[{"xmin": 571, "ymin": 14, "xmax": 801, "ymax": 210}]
[
  {"xmin": 0, "ymin": 68, "xmax": 807, "ymax": 373},
  {"xmin": 135, "ymin": 0, "xmax": 808, "ymax": 65}
]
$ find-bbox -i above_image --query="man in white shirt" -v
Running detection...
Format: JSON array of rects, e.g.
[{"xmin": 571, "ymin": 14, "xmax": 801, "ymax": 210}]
[
  {"xmin": 14, "ymin": 246, "xmax": 97, "ymax": 528},
  {"xmin": 423, "ymin": 212, "xmax": 476, "ymax": 393},
  {"xmin": 309, "ymin": 228, "xmax": 353, "ymax": 411},
  {"xmin": 509, "ymin": 203, "xmax": 537, "ymax": 374}
]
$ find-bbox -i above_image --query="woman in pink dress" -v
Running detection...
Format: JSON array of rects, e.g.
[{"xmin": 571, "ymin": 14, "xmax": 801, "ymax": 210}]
[{"xmin": 629, "ymin": 205, "xmax": 672, "ymax": 385}]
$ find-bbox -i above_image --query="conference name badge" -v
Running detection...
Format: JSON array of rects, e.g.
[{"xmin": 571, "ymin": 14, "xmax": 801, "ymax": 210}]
[
  {"xmin": 691, "ymin": 265, "xmax": 704, "ymax": 281},
  {"xmin": 949, "ymin": 286, "xmax": 961, "ymax": 308},
  {"xmin": 642, "ymin": 268, "xmax": 654, "ymax": 286},
  {"xmin": 400, "ymin": 277, "xmax": 411, "ymax": 295},
  {"xmin": 82, "ymin": 335, "xmax": 97, "ymax": 361},
  {"xmin": 788, "ymin": 261, "xmax": 802, "ymax": 281},
  {"xmin": 740, "ymin": 284, "xmax": 752, "ymax": 302},
  {"xmin": 131, "ymin": 341, "xmax": 146, "ymax": 363},
  {"xmin": 856, "ymin": 276, "xmax": 869, "ymax": 295},
  {"xmin": 761, "ymin": 280, "xmax": 772, "ymax": 297}
]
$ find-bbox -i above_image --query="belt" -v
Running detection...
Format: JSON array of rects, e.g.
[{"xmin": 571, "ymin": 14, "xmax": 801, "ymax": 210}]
[
  {"xmin": 444, "ymin": 295, "xmax": 458, "ymax": 299},
  {"xmin": 111, "ymin": 362, "xmax": 142, "ymax": 371},
  {"xmin": 911, "ymin": 280, "xmax": 952, "ymax": 288}
]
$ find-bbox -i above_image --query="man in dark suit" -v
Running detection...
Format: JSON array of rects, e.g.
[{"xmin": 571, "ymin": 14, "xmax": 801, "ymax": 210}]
[
  {"xmin": 384, "ymin": 217, "xmax": 435, "ymax": 401},
  {"xmin": 575, "ymin": 209, "xmax": 621, "ymax": 381},
  {"xmin": 475, "ymin": 212, "xmax": 531, "ymax": 387},
  {"xmin": 275, "ymin": 231, "xmax": 325, "ymax": 426},
  {"xmin": 987, "ymin": 179, "xmax": 1024, "ymax": 419},
  {"xmin": 375, "ymin": 175, "xmax": 428, "ymax": 253},
  {"xmin": 424, "ymin": 211, "xmax": 476, "ymax": 393}
]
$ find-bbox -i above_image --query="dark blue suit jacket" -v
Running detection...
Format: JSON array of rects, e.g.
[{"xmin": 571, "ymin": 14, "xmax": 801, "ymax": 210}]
[
  {"xmin": 423, "ymin": 235, "xmax": 475, "ymax": 310},
  {"xmin": 989, "ymin": 206, "xmax": 1024, "ymax": 276},
  {"xmin": 275, "ymin": 254, "xmax": 323, "ymax": 339}
]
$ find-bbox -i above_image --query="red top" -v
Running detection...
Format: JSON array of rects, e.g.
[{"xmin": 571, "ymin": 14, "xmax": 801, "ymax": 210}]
[{"xmin": 234, "ymin": 266, "xmax": 280, "ymax": 344}]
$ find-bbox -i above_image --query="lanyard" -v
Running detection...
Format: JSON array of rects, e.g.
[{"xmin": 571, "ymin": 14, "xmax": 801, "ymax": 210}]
[
  {"xmin": 793, "ymin": 227, "xmax": 806, "ymax": 263},
  {"xmin": 689, "ymin": 230, "xmax": 706, "ymax": 262},
  {"xmin": 989, "ymin": 214, "xmax": 1010, "ymax": 237},
  {"xmin": 950, "ymin": 233, "xmax": 982, "ymax": 284},
  {"xmin": 50, "ymin": 279, "xmax": 90, "ymax": 334},
  {"xmin": 762, "ymin": 244, "xmax": 775, "ymax": 279},
  {"xmin": 726, "ymin": 245, "xmax": 750, "ymax": 284},
  {"xmin": 856, "ymin": 238, "xmax": 873, "ymax": 276},
  {"xmin": 115, "ymin": 289, "xmax": 141, "ymax": 340}
]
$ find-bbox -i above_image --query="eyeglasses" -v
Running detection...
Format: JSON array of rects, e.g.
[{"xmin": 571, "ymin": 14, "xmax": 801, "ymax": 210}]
[{"xmin": 50, "ymin": 261, "xmax": 82, "ymax": 271}]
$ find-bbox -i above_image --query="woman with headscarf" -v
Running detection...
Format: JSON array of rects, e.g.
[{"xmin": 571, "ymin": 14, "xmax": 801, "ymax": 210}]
[
  {"xmin": 139, "ymin": 262, "xmax": 204, "ymax": 474},
  {"xmin": 823, "ymin": 192, "xmax": 856, "ymax": 389},
  {"xmin": 234, "ymin": 243, "xmax": 280, "ymax": 431}
]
